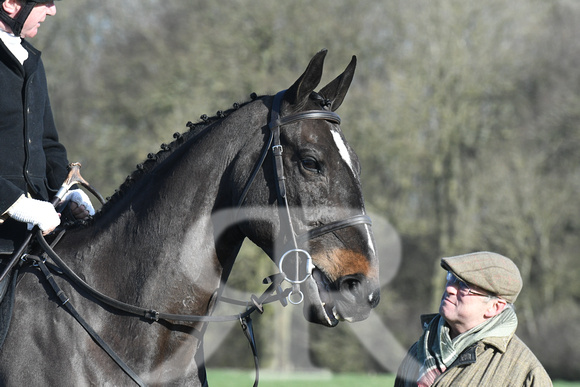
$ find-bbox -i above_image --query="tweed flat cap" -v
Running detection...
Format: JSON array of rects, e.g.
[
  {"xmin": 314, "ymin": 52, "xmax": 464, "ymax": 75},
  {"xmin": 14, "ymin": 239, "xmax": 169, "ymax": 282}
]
[{"xmin": 441, "ymin": 251, "xmax": 523, "ymax": 303}]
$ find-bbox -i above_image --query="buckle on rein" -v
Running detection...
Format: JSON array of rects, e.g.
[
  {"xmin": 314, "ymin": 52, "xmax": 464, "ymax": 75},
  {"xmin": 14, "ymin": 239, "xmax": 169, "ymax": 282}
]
[{"xmin": 278, "ymin": 248, "xmax": 314, "ymax": 305}]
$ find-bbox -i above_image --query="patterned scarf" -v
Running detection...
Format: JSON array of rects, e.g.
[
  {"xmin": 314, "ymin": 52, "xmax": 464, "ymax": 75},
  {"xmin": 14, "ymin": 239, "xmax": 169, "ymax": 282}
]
[{"xmin": 416, "ymin": 306, "xmax": 517, "ymax": 386}]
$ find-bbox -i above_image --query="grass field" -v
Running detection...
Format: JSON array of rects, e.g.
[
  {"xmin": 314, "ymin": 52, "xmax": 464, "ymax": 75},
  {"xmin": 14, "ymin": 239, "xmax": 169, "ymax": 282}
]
[
  {"xmin": 206, "ymin": 369, "xmax": 580, "ymax": 387},
  {"xmin": 206, "ymin": 369, "xmax": 394, "ymax": 386}
]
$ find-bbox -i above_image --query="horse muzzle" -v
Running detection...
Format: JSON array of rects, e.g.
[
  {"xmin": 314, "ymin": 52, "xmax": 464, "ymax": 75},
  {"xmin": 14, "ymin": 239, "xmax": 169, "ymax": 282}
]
[{"xmin": 302, "ymin": 267, "xmax": 380, "ymax": 327}]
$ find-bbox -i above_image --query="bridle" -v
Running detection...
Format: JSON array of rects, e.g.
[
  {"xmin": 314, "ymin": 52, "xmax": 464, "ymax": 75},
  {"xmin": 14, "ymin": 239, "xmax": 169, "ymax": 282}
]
[
  {"xmin": 24, "ymin": 89, "xmax": 372, "ymax": 386},
  {"xmin": 239, "ymin": 89, "xmax": 372, "ymax": 303}
]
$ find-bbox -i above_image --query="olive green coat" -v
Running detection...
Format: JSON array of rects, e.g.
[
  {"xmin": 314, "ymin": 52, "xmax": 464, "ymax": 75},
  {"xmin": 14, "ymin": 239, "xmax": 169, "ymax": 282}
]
[{"xmin": 395, "ymin": 315, "xmax": 552, "ymax": 387}]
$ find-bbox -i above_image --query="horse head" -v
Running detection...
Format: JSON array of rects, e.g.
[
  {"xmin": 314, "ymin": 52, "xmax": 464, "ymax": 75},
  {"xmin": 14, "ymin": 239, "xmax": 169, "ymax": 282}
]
[{"xmin": 238, "ymin": 50, "xmax": 380, "ymax": 327}]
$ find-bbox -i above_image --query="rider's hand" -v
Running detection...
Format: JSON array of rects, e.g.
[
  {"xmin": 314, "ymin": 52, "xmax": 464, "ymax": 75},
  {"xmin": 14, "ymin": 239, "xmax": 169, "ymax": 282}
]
[
  {"xmin": 7, "ymin": 195, "xmax": 60, "ymax": 234},
  {"xmin": 59, "ymin": 189, "xmax": 95, "ymax": 220},
  {"xmin": 68, "ymin": 201, "xmax": 90, "ymax": 220}
]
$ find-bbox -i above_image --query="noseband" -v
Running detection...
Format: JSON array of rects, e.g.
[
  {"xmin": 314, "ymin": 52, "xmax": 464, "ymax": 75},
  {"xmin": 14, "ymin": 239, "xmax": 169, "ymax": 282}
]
[{"xmin": 239, "ymin": 90, "xmax": 372, "ymax": 303}]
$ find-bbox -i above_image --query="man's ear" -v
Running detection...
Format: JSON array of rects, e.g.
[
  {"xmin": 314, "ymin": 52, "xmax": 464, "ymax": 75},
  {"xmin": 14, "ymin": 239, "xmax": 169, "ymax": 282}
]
[
  {"xmin": 2, "ymin": 0, "xmax": 21, "ymax": 16},
  {"xmin": 484, "ymin": 298, "xmax": 507, "ymax": 318}
]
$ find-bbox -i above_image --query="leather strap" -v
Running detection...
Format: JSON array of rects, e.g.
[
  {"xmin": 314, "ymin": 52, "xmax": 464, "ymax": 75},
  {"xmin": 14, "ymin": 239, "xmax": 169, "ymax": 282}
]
[
  {"xmin": 34, "ymin": 257, "xmax": 146, "ymax": 386},
  {"xmin": 0, "ymin": 2, "xmax": 35, "ymax": 37},
  {"xmin": 295, "ymin": 214, "xmax": 372, "ymax": 246},
  {"xmin": 240, "ymin": 315, "xmax": 260, "ymax": 387},
  {"xmin": 35, "ymin": 230, "xmax": 290, "ymax": 323}
]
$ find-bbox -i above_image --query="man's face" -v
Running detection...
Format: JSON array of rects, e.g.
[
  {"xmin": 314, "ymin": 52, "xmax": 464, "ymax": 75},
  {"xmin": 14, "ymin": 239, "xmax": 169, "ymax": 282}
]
[
  {"xmin": 7, "ymin": 1, "xmax": 56, "ymax": 38},
  {"xmin": 439, "ymin": 273, "xmax": 494, "ymax": 336}
]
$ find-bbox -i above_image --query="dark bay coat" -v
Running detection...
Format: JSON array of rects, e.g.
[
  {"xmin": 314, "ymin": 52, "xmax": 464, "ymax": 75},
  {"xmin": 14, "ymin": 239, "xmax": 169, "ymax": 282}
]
[{"xmin": 0, "ymin": 38, "xmax": 69, "ymax": 253}]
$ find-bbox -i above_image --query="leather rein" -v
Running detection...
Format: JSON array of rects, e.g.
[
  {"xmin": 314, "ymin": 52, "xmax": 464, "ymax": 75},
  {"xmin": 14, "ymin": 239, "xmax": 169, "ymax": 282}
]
[{"xmin": 25, "ymin": 89, "xmax": 372, "ymax": 386}]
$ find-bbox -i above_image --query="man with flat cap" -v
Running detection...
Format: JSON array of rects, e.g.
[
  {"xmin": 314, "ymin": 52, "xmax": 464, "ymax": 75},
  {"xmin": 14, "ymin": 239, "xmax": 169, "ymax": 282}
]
[{"xmin": 395, "ymin": 251, "xmax": 552, "ymax": 386}]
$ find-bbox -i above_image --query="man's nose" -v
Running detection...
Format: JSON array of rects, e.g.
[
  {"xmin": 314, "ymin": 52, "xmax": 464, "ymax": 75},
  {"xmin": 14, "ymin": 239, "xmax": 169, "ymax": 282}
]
[
  {"xmin": 445, "ymin": 283, "xmax": 459, "ymax": 295},
  {"xmin": 46, "ymin": 3, "xmax": 57, "ymax": 16}
]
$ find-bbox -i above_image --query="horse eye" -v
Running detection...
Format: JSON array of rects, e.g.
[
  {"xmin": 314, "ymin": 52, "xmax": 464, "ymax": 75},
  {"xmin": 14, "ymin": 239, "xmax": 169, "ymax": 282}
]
[{"xmin": 301, "ymin": 157, "xmax": 321, "ymax": 173}]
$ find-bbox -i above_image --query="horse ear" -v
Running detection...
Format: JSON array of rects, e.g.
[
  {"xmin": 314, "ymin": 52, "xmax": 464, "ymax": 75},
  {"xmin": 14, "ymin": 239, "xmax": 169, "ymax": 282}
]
[
  {"xmin": 318, "ymin": 55, "xmax": 357, "ymax": 111},
  {"xmin": 284, "ymin": 49, "xmax": 328, "ymax": 108}
]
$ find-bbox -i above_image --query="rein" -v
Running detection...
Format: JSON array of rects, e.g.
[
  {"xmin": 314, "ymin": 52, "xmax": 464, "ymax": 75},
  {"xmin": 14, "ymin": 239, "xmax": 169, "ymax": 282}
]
[{"xmin": 34, "ymin": 230, "xmax": 290, "ymax": 324}]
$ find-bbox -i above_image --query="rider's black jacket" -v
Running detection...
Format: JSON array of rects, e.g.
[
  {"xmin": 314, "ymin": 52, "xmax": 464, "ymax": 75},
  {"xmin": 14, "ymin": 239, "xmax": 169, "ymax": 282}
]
[{"xmin": 0, "ymin": 38, "xmax": 69, "ymax": 254}]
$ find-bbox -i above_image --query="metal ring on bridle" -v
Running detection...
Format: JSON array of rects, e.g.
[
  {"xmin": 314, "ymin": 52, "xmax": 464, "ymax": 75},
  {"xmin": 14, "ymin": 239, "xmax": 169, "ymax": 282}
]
[
  {"xmin": 288, "ymin": 288, "xmax": 305, "ymax": 305},
  {"xmin": 278, "ymin": 248, "xmax": 314, "ymax": 285}
]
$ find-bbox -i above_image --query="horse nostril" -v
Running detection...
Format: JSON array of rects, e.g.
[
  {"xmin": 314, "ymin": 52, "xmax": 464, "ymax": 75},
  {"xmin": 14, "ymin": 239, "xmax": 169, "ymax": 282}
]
[
  {"xmin": 339, "ymin": 275, "xmax": 381, "ymax": 309},
  {"xmin": 339, "ymin": 276, "xmax": 365, "ymax": 303},
  {"xmin": 368, "ymin": 288, "xmax": 380, "ymax": 309}
]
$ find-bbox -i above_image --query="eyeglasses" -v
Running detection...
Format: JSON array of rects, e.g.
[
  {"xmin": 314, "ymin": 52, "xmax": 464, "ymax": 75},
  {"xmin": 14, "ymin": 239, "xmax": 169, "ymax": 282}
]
[{"xmin": 446, "ymin": 271, "xmax": 492, "ymax": 298}]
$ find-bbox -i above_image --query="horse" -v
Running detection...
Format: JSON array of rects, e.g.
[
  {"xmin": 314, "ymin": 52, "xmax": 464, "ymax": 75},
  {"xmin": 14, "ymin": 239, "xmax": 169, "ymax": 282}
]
[{"xmin": 0, "ymin": 49, "xmax": 380, "ymax": 386}]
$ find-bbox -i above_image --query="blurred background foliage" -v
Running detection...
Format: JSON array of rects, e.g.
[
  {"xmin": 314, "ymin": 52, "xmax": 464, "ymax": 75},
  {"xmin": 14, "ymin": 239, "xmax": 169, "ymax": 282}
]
[{"xmin": 32, "ymin": 0, "xmax": 580, "ymax": 380}]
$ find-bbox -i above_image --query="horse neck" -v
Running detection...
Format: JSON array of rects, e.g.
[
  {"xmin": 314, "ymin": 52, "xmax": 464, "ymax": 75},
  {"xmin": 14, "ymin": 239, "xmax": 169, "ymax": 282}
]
[{"xmin": 58, "ymin": 101, "xmax": 269, "ymax": 311}]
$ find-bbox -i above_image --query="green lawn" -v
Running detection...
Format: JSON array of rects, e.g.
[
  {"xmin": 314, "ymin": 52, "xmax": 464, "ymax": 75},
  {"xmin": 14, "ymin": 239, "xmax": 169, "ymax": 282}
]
[
  {"xmin": 206, "ymin": 369, "xmax": 579, "ymax": 387},
  {"xmin": 207, "ymin": 369, "xmax": 394, "ymax": 386},
  {"xmin": 556, "ymin": 382, "xmax": 580, "ymax": 387}
]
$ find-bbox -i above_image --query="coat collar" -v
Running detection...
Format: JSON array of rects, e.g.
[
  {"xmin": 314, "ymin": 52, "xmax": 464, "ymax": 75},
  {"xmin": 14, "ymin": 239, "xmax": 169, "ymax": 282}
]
[{"xmin": 419, "ymin": 313, "xmax": 514, "ymax": 356}]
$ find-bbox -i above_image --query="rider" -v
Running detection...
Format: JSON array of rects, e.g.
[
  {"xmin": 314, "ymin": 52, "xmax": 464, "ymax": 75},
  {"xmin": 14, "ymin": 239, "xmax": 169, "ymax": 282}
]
[{"xmin": 0, "ymin": 0, "xmax": 94, "ymax": 342}]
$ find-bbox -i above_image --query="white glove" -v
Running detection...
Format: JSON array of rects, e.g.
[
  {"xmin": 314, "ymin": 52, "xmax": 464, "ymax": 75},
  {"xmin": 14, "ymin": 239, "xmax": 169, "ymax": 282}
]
[
  {"xmin": 60, "ymin": 189, "xmax": 95, "ymax": 216},
  {"xmin": 7, "ymin": 195, "xmax": 60, "ymax": 232}
]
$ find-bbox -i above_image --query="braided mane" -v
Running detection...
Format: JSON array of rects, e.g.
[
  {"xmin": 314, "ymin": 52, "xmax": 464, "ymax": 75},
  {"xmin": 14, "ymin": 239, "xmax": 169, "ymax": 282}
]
[{"xmin": 87, "ymin": 93, "xmax": 263, "ymax": 222}]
